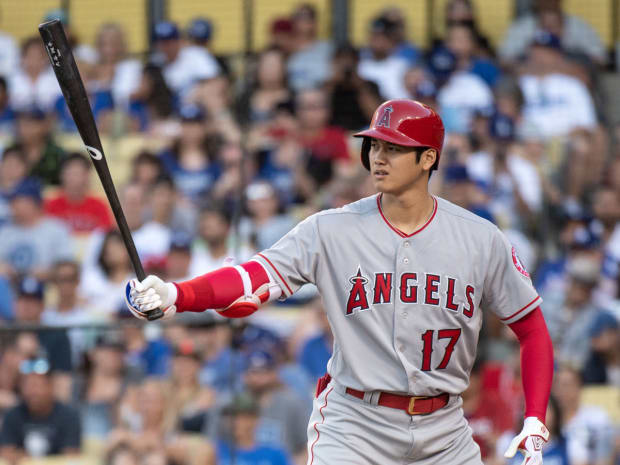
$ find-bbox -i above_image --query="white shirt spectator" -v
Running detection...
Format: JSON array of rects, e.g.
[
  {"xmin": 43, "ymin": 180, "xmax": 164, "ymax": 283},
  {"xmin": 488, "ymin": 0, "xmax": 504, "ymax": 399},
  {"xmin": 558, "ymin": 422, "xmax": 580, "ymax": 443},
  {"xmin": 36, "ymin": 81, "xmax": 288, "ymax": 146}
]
[
  {"xmin": 519, "ymin": 73, "xmax": 597, "ymax": 139},
  {"xmin": 133, "ymin": 221, "xmax": 171, "ymax": 263},
  {"xmin": 164, "ymin": 45, "xmax": 219, "ymax": 98},
  {"xmin": 563, "ymin": 405, "xmax": 615, "ymax": 464},
  {"xmin": 79, "ymin": 266, "xmax": 131, "ymax": 317},
  {"xmin": 0, "ymin": 32, "xmax": 19, "ymax": 79},
  {"xmin": 437, "ymin": 72, "xmax": 493, "ymax": 133},
  {"xmin": 110, "ymin": 59, "xmax": 142, "ymax": 108},
  {"xmin": 357, "ymin": 55, "xmax": 409, "ymax": 100},
  {"xmin": 8, "ymin": 67, "xmax": 62, "ymax": 111},
  {"xmin": 189, "ymin": 244, "xmax": 253, "ymax": 278}
]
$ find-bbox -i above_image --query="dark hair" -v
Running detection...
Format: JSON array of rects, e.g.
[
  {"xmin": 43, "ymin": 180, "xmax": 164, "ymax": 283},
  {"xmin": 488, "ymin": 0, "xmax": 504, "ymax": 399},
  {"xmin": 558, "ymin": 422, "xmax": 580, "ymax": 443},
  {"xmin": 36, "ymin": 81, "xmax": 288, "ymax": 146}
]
[
  {"xmin": 60, "ymin": 152, "xmax": 91, "ymax": 172},
  {"xmin": 0, "ymin": 76, "xmax": 7, "ymax": 92},
  {"xmin": 97, "ymin": 230, "xmax": 125, "ymax": 277},
  {"xmin": 152, "ymin": 174, "xmax": 175, "ymax": 190},
  {"xmin": 200, "ymin": 201, "xmax": 232, "ymax": 225},
  {"xmin": 142, "ymin": 63, "xmax": 175, "ymax": 118},
  {"xmin": 1, "ymin": 145, "xmax": 26, "ymax": 164}
]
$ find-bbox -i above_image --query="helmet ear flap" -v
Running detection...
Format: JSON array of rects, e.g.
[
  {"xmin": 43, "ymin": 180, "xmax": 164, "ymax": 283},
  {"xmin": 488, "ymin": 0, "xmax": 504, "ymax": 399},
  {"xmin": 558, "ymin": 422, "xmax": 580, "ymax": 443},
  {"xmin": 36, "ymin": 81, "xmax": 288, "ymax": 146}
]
[{"xmin": 361, "ymin": 137, "xmax": 371, "ymax": 170}]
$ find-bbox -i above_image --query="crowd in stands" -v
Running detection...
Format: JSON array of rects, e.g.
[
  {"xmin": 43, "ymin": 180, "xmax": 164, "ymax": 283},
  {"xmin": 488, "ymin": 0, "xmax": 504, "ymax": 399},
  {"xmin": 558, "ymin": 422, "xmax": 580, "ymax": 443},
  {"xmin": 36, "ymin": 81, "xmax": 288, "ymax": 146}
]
[{"xmin": 0, "ymin": 0, "xmax": 618, "ymax": 464}]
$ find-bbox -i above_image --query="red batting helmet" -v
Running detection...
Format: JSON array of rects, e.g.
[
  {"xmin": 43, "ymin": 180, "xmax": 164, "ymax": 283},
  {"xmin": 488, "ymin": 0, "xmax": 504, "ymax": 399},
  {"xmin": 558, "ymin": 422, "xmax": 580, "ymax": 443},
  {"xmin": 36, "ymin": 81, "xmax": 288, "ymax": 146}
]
[{"xmin": 354, "ymin": 99, "xmax": 445, "ymax": 170}]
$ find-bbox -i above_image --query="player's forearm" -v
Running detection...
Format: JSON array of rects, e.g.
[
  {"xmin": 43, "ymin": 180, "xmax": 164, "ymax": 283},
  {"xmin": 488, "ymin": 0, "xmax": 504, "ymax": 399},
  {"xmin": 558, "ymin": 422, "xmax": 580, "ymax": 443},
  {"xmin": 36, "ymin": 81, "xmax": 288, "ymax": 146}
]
[
  {"xmin": 174, "ymin": 260, "xmax": 281, "ymax": 317},
  {"xmin": 508, "ymin": 307, "xmax": 554, "ymax": 422}
]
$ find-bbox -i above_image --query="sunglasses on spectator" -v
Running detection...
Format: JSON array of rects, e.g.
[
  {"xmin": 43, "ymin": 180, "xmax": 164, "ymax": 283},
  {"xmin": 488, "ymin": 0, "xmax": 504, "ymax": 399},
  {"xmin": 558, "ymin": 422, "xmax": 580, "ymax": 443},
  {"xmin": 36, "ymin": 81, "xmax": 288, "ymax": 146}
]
[{"xmin": 19, "ymin": 358, "xmax": 51, "ymax": 375}]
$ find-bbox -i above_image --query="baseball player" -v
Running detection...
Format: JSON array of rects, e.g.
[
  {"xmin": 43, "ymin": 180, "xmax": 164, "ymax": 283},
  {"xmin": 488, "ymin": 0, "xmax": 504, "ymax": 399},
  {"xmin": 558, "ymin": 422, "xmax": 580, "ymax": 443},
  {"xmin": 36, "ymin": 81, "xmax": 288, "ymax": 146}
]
[{"xmin": 126, "ymin": 99, "xmax": 554, "ymax": 465}]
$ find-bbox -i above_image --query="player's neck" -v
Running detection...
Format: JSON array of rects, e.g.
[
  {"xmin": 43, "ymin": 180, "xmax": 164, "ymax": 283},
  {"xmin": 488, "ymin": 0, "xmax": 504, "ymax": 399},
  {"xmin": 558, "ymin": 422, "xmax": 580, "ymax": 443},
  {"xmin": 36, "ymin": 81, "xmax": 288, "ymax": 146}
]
[{"xmin": 380, "ymin": 187, "xmax": 434, "ymax": 235}]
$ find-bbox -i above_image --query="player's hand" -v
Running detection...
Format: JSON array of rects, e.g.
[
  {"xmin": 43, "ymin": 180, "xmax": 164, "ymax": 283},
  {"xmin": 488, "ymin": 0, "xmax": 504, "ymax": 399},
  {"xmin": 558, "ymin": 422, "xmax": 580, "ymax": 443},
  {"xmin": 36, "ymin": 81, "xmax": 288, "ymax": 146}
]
[
  {"xmin": 504, "ymin": 417, "xmax": 549, "ymax": 465},
  {"xmin": 125, "ymin": 275, "xmax": 177, "ymax": 321}
]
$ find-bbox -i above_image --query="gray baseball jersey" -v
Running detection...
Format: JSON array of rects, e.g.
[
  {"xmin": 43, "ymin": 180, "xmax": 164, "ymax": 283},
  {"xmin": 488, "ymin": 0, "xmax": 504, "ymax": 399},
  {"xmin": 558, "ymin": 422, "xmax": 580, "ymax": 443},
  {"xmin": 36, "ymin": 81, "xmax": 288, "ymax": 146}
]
[{"xmin": 254, "ymin": 194, "xmax": 541, "ymax": 396}]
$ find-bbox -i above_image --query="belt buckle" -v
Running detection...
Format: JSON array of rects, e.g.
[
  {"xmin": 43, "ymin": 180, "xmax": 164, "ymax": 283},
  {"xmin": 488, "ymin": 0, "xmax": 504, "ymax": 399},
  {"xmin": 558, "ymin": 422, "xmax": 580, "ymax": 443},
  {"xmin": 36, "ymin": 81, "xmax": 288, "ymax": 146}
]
[{"xmin": 407, "ymin": 396, "xmax": 425, "ymax": 415}]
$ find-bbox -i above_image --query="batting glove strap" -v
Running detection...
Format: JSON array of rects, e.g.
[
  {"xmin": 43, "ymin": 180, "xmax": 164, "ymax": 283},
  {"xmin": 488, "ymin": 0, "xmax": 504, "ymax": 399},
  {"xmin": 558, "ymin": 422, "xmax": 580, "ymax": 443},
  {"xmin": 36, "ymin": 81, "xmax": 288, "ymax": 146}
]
[
  {"xmin": 504, "ymin": 417, "xmax": 549, "ymax": 465},
  {"xmin": 125, "ymin": 276, "xmax": 178, "ymax": 321}
]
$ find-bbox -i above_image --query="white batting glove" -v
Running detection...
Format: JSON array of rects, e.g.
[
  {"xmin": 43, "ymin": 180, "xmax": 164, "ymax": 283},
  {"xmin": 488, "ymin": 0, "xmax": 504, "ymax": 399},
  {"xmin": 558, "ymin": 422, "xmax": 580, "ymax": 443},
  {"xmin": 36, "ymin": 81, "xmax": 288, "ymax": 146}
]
[
  {"xmin": 504, "ymin": 417, "xmax": 550, "ymax": 465},
  {"xmin": 124, "ymin": 275, "xmax": 178, "ymax": 321}
]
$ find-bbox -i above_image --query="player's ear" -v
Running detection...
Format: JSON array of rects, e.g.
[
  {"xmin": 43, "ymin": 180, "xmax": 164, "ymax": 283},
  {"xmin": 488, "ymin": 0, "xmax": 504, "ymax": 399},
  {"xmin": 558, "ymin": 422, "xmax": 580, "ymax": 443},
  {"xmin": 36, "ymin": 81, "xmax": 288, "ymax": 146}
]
[{"xmin": 420, "ymin": 149, "xmax": 437, "ymax": 171}]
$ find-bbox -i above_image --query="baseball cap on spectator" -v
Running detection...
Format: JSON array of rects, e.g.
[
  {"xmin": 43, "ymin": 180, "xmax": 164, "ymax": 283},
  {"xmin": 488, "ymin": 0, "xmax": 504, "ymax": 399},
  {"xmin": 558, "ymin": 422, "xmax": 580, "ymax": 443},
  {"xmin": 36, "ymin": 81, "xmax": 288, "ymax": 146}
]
[
  {"xmin": 169, "ymin": 232, "xmax": 193, "ymax": 252},
  {"xmin": 370, "ymin": 16, "xmax": 398, "ymax": 37},
  {"xmin": 43, "ymin": 8, "xmax": 69, "ymax": 25},
  {"xmin": 271, "ymin": 18, "xmax": 293, "ymax": 35},
  {"xmin": 444, "ymin": 164, "xmax": 470, "ymax": 183},
  {"xmin": 18, "ymin": 276, "xmax": 45, "ymax": 300},
  {"xmin": 589, "ymin": 312, "xmax": 618, "ymax": 338},
  {"xmin": 531, "ymin": 30, "xmax": 562, "ymax": 50},
  {"xmin": 9, "ymin": 178, "xmax": 42, "ymax": 204},
  {"xmin": 245, "ymin": 349, "xmax": 276, "ymax": 372},
  {"xmin": 427, "ymin": 47, "xmax": 457, "ymax": 82},
  {"xmin": 178, "ymin": 103, "xmax": 207, "ymax": 122},
  {"xmin": 187, "ymin": 18, "xmax": 213, "ymax": 43},
  {"xmin": 153, "ymin": 21, "xmax": 180, "ymax": 41}
]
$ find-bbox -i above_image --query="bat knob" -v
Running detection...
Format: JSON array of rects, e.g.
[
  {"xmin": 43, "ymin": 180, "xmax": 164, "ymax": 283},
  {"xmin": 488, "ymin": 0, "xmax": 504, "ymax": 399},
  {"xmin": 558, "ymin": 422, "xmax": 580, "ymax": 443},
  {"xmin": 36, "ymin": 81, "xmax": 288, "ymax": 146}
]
[{"xmin": 146, "ymin": 308, "xmax": 165, "ymax": 321}]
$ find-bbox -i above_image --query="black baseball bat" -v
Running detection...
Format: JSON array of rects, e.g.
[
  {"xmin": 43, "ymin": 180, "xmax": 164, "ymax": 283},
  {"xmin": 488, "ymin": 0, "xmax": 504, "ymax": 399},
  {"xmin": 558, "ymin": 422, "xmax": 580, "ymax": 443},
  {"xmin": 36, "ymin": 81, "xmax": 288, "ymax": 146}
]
[{"xmin": 38, "ymin": 20, "xmax": 164, "ymax": 321}]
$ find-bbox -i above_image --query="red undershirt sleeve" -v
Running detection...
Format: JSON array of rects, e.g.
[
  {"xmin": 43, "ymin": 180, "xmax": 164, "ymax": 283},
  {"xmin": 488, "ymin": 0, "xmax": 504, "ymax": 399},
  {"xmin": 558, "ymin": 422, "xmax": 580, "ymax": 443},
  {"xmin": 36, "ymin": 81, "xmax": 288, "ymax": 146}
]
[
  {"xmin": 173, "ymin": 261, "xmax": 269, "ymax": 312},
  {"xmin": 507, "ymin": 307, "xmax": 554, "ymax": 423}
]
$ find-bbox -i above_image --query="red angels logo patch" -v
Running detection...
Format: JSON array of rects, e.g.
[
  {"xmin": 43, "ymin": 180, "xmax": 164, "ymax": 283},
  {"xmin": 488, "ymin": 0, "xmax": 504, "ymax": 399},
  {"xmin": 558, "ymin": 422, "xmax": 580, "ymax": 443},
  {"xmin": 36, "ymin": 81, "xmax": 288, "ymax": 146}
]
[
  {"xmin": 346, "ymin": 268, "xmax": 370, "ymax": 315},
  {"xmin": 511, "ymin": 246, "xmax": 529, "ymax": 277}
]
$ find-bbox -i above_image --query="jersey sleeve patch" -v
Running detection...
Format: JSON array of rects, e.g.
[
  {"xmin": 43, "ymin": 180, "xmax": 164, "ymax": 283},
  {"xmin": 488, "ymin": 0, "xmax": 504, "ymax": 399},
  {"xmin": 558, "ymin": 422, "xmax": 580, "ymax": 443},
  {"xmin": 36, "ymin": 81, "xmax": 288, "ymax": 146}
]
[{"xmin": 511, "ymin": 246, "xmax": 530, "ymax": 278}]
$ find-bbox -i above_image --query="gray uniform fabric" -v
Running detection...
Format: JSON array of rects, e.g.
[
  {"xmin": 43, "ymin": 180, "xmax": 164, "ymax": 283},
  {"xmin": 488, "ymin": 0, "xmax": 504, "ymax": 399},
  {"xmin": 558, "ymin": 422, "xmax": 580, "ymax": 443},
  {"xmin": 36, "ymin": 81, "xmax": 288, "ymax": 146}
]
[{"xmin": 254, "ymin": 194, "xmax": 541, "ymax": 463}]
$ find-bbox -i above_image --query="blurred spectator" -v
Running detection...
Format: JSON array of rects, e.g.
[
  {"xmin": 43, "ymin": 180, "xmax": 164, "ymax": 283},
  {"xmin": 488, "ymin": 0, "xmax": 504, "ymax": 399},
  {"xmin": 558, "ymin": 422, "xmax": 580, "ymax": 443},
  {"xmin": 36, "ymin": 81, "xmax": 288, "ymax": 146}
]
[
  {"xmin": 44, "ymin": 152, "xmax": 113, "ymax": 234},
  {"xmin": 93, "ymin": 23, "xmax": 142, "ymax": 108},
  {"xmin": 0, "ymin": 76, "xmax": 15, "ymax": 136},
  {"xmin": 0, "ymin": 146, "xmax": 28, "ymax": 225},
  {"xmin": 41, "ymin": 261, "xmax": 91, "ymax": 364},
  {"xmin": 240, "ymin": 181, "xmax": 295, "ymax": 251},
  {"xmin": 442, "ymin": 22, "xmax": 500, "ymax": 87},
  {"xmin": 42, "ymin": 9, "xmax": 97, "ymax": 66},
  {"xmin": 184, "ymin": 17, "xmax": 222, "ymax": 79},
  {"xmin": 378, "ymin": 7, "xmax": 421, "ymax": 64},
  {"xmin": 269, "ymin": 18, "xmax": 295, "ymax": 55},
  {"xmin": 0, "ymin": 357, "xmax": 81, "ymax": 463},
  {"xmin": 297, "ymin": 298, "xmax": 332, "ymax": 381},
  {"xmin": 463, "ymin": 359, "xmax": 513, "ymax": 460},
  {"xmin": 518, "ymin": 31, "xmax": 597, "ymax": 139},
  {"xmin": 358, "ymin": 16, "xmax": 409, "ymax": 99},
  {"xmin": 7, "ymin": 37, "xmax": 61, "ymax": 111},
  {"xmin": 0, "ymin": 25, "xmax": 18, "ymax": 79},
  {"xmin": 128, "ymin": 64, "xmax": 177, "ymax": 135},
  {"xmin": 544, "ymin": 256, "xmax": 604, "ymax": 368},
  {"xmin": 190, "ymin": 204, "xmax": 250, "ymax": 276},
  {"xmin": 499, "ymin": 395, "xmax": 588, "ymax": 465},
  {"xmin": 441, "ymin": 164, "xmax": 493, "ymax": 222},
  {"xmin": 159, "ymin": 103, "xmax": 222, "ymax": 203},
  {"xmin": 53, "ymin": 80, "xmax": 115, "ymax": 134},
  {"xmin": 11, "ymin": 106, "xmax": 66, "ymax": 185},
  {"xmin": 443, "ymin": 0, "xmax": 493, "ymax": 57},
  {"xmin": 553, "ymin": 365, "xmax": 615, "ymax": 465},
  {"xmin": 582, "ymin": 311, "xmax": 620, "ymax": 386},
  {"xmin": 151, "ymin": 20, "xmax": 219, "ymax": 100},
  {"xmin": 287, "ymin": 4, "xmax": 333, "ymax": 91},
  {"xmin": 499, "ymin": 0, "xmax": 606, "ymax": 65},
  {"xmin": 80, "ymin": 230, "xmax": 134, "ymax": 317},
  {"xmin": 236, "ymin": 48, "xmax": 291, "ymax": 126},
  {"xmin": 217, "ymin": 392, "xmax": 292, "ymax": 465},
  {"xmin": 243, "ymin": 350, "xmax": 308, "ymax": 460},
  {"xmin": 13, "ymin": 277, "xmax": 73, "ymax": 400},
  {"xmin": 165, "ymin": 233, "xmax": 193, "ymax": 281},
  {"xmin": 0, "ymin": 179, "xmax": 74, "ymax": 280},
  {"xmin": 141, "ymin": 175, "xmax": 196, "ymax": 239},
  {"xmin": 107, "ymin": 379, "xmax": 216, "ymax": 465},
  {"xmin": 130, "ymin": 151, "xmax": 164, "ymax": 190},
  {"xmin": 295, "ymin": 88, "xmax": 350, "ymax": 186},
  {"xmin": 327, "ymin": 43, "xmax": 381, "ymax": 131},
  {"xmin": 165, "ymin": 341, "xmax": 216, "ymax": 434},
  {"xmin": 81, "ymin": 335, "xmax": 126, "ymax": 438}
]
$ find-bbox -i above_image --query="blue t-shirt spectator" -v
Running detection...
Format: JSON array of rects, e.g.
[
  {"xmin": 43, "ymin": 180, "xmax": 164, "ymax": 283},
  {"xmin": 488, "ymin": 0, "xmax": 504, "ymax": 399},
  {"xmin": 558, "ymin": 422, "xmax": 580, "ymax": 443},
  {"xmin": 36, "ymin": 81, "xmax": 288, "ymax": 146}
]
[
  {"xmin": 54, "ymin": 91, "xmax": 114, "ymax": 132},
  {"xmin": 298, "ymin": 333, "xmax": 332, "ymax": 381},
  {"xmin": 217, "ymin": 441, "xmax": 292, "ymax": 465},
  {"xmin": 159, "ymin": 149, "xmax": 222, "ymax": 203}
]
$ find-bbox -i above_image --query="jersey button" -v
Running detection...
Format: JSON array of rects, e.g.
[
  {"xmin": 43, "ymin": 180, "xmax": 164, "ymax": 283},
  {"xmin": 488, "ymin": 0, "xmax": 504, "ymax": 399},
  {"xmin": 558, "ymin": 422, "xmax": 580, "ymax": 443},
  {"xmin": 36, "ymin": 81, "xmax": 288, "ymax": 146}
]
[
  {"xmin": 402, "ymin": 311, "xmax": 408, "ymax": 318},
  {"xmin": 404, "ymin": 241, "xmax": 410, "ymax": 248},
  {"xmin": 403, "ymin": 258, "xmax": 409, "ymax": 264}
]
